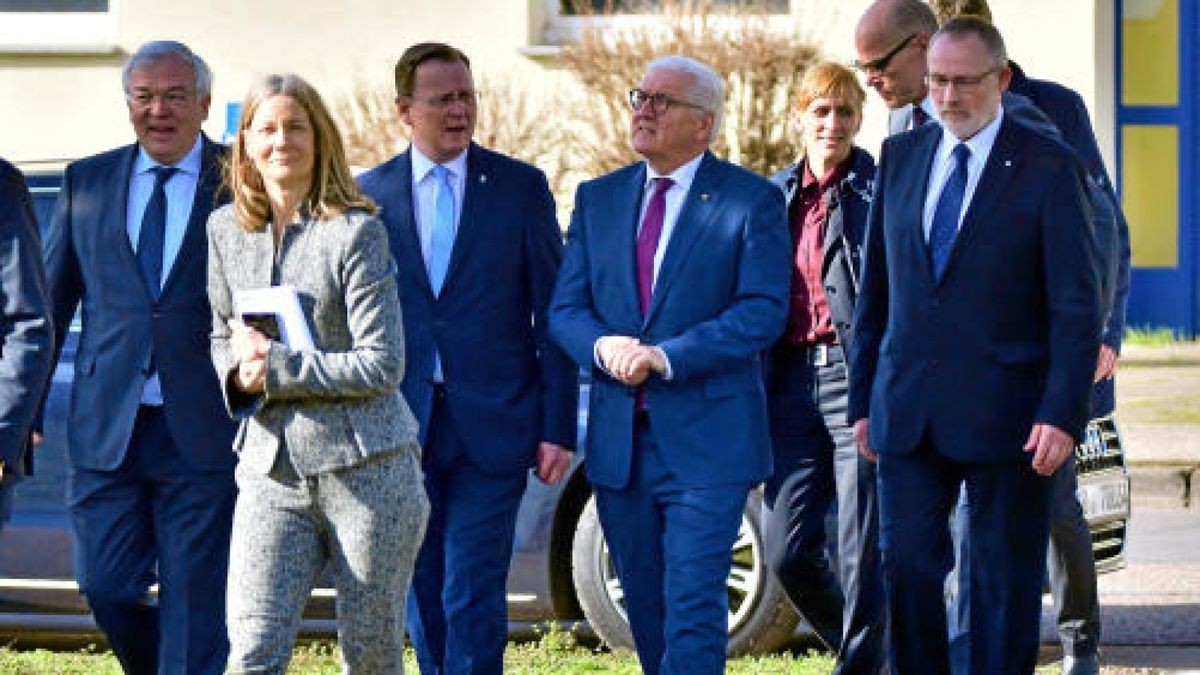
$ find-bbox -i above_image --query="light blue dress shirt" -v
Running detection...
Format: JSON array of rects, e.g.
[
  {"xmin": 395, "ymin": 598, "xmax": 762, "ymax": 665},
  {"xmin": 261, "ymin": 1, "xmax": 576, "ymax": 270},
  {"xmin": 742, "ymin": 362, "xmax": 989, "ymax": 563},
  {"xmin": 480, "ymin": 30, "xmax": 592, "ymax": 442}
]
[{"xmin": 126, "ymin": 136, "xmax": 203, "ymax": 405}]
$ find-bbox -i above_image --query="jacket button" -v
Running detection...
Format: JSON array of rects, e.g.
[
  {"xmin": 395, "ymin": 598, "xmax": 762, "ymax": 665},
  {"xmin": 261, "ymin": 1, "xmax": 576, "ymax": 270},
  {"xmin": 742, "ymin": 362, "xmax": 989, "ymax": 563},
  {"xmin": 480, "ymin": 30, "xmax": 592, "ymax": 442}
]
[
  {"xmin": 826, "ymin": 286, "xmax": 836, "ymax": 294},
  {"xmin": 929, "ymin": 359, "xmax": 939, "ymax": 368}
]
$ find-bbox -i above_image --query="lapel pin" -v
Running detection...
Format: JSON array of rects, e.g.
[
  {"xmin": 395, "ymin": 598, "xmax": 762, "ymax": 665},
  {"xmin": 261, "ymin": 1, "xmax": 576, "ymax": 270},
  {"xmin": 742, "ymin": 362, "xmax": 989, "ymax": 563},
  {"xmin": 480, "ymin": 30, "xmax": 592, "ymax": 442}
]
[
  {"xmin": 1004, "ymin": 160, "xmax": 1012, "ymax": 167},
  {"xmin": 480, "ymin": 174, "xmax": 488, "ymax": 184},
  {"xmin": 700, "ymin": 193, "xmax": 710, "ymax": 201}
]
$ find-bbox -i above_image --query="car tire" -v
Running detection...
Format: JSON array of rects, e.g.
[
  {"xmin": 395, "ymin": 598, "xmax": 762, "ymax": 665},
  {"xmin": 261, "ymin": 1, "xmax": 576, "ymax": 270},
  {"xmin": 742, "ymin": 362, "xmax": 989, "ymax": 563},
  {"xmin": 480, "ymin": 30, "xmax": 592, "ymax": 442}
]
[{"xmin": 570, "ymin": 489, "xmax": 799, "ymax": 656}]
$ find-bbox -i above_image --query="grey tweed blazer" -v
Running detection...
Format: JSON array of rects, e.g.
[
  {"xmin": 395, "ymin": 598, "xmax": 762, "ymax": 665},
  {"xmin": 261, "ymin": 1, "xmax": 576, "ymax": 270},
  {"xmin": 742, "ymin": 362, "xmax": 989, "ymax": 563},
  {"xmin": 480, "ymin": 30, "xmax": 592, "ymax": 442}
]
[{"xmin": 207, "ymin": 204, "xmax": 420, "ymax": 477}]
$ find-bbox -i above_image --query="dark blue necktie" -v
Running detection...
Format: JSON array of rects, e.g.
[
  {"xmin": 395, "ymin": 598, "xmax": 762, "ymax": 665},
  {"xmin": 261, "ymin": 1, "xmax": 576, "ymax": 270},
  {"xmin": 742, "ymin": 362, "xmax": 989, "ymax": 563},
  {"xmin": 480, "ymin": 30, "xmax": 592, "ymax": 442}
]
[
  {"xmin": 929, "ymin": 144, "xmax": 970, "ymax": 281},
  {"xmin": 137, "ymin": 166, "xmax": 177, "ymax": 301},
  {"xmin": 912, "ymin": 105, "xmax": 930, "ymax": 129}
]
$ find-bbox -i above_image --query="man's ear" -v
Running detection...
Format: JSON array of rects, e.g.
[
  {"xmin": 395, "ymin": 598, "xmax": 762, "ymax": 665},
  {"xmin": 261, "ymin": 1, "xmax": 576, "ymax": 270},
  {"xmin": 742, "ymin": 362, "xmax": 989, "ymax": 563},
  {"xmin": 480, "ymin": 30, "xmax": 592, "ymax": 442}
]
[
  {"xmin": 395, "ymin": 96, "xmax": 412, "ymax": 126},
  {"xmin": 997, "ymin": 65, "xmax": 1012, "ymax": 93}
]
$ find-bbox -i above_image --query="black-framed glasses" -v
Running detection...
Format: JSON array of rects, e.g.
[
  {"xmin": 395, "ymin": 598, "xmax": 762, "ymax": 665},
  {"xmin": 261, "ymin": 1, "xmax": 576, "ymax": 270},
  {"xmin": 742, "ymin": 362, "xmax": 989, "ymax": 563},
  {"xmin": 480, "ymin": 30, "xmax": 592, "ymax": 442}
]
[
  {"xmin": 854, "ymin": 33, "xmax": 918, "ymax": 76},
  {"xmin": 629, "ymin": 88, "xmax": 705, "ymax": 114},
  {"xmin": 926, "ymin": 69, "xmax": 999, "ymax": 92},
  {"xmin": 409, "ymin": 89, "xmax": 481, "ymax": 109}
]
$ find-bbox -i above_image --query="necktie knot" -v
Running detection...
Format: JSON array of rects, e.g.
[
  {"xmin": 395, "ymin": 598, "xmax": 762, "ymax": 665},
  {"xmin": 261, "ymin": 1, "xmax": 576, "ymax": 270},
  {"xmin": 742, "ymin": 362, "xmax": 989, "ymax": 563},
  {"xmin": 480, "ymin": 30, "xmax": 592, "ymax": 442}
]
[
  {"xmin": 651, "ymin": 176, "xmax": 674, "ymax": 198},
  {"xmin": 152, "ymin": 165, "xmax": 178, "ymax": 189},
  {"xmin": 432, "ymin": 164, "xmax": 453, "ymax": 187},
  {"xmin": 952, "ymin": 143, "xmax": 971, "ymax": 172}
]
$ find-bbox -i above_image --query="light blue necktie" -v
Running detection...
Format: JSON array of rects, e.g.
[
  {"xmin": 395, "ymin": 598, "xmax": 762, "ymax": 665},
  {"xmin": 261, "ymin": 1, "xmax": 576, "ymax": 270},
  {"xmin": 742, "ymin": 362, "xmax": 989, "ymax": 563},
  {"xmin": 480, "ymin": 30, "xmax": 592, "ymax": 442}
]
[
  {"xmin": 429, "ymin": 164, "xmax": 456, "ymax": 381},
  {"xmin": 429, "ymin": 164, "xmax": 455, "ymax": 296},
  {"xmin": 929, "ymin": 144, "xmax": 970, "ymax": 281}
]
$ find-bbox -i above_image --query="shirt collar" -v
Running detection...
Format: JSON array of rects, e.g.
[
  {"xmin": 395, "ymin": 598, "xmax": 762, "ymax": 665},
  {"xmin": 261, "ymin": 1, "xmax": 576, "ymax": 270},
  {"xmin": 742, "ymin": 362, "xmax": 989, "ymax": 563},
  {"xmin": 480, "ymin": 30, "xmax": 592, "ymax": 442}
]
[
  {"xmin": 411, "ymin": 144, "xmax": 469, "ymax": 182},
  {"xmin": 917, "ymin": 94, "xmax": 936, "ymax": 123},
  {"xmin": 937, "ymin": 106, "xmax": 1005, "ymax": 166},
  {"xmin": 644, "ymin": 151, "xmax": 705, "ymax": 194},
  {"xmin": 134, "ymin": 134, "xmax": 203, "ymax": 177},
  {"xmin": 800, "ymin": 154, "xmax": 852, "ymax": 194}
]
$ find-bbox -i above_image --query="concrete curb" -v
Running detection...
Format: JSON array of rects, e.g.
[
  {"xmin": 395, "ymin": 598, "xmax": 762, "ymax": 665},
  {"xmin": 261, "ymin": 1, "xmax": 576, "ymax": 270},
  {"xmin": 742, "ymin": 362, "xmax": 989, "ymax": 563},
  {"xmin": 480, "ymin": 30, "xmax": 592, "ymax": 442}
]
[{"xmin": 1128, "ymin": 461, "xmax": 1199, "ymax": 510}]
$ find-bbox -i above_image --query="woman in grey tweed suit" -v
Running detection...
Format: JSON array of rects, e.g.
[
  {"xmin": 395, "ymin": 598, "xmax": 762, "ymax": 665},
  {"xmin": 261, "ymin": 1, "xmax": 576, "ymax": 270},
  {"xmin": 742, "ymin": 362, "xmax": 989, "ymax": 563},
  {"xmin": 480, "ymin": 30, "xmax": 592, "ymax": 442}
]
[{"xmin": 208, "ymin": 73, "xmax": 428, "ymax": 673}]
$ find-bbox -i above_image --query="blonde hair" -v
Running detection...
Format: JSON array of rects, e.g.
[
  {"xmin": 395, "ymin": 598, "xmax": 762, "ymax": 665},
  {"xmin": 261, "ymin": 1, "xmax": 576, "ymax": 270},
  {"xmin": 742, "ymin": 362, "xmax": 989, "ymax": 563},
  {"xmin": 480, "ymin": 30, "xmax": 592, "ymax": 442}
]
[
  {"xmin": 225, "ymin": 73, "xmax": 376, "ymax": 231},
  {"xmin": 794, "ymin": 61, "xmax": 866, "ymax": 119}
]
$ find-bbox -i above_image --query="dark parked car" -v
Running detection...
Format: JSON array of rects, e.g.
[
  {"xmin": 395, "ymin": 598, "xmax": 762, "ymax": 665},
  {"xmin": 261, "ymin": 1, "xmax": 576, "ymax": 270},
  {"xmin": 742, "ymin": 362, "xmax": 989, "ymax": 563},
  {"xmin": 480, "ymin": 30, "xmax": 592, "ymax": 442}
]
[{"xmin": 0, "ymin": 168, "xmax": 1130, "ymax": 654}]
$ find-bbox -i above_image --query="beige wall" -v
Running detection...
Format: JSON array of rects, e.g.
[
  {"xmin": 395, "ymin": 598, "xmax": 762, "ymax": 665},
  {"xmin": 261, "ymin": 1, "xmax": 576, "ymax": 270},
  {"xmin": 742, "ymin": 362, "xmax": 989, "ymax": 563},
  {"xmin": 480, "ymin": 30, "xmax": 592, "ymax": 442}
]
[
  {"xmin": 0, "ymin": 0, "xmax": 548, "ymax": 163},
  {"xmin": 1, "ymin": 0, "xmax": 1116, "ymax": 174},
  {"xmin": 790, "ymin": 0, "xmax": 1114, "ymax": 177}
]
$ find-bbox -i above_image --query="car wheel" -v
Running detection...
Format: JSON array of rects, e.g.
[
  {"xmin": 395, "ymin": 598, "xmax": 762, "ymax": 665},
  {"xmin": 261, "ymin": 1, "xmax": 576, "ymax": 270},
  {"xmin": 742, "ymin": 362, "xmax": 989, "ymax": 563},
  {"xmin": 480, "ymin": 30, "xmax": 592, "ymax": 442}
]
[{"xmin": 570, "ymin": 489, "xmax": 799, "ymax": 656}]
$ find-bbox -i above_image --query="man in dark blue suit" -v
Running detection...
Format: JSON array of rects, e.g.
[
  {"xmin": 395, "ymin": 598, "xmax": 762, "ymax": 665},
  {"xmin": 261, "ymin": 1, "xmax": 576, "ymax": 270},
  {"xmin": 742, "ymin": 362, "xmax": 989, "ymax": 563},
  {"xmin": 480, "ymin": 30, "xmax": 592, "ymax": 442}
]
[
  {"xmin": 848, "ymin": 18, "xmax": 1102, "ymax": 674},
  {"xmin": 932, "ymin": 8, "xmax": 1132, "ymax": 674},
  {"xmin": 357, "ymin": 42, "xmax": 577, "ymax": 675},
  {"xmin": 550, "ymin": 56, "xmax": 791, "ymax": 675},
  {"xmin": 38, "ymin": 41, "xmax": 236, "ymax": 674},
  {"xmin": 0, "ymin": 158, "xmax": 54, "ymax": 531}
]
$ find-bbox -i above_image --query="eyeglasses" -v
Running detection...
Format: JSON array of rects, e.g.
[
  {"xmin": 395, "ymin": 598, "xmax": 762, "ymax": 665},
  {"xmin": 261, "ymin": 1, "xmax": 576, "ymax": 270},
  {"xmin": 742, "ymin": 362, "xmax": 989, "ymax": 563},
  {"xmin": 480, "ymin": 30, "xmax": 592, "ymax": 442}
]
[
  {"xmin": 926, "ymin": 69, "xmax": 998, "ymax": 93},
  {"xmin": 410, "ymin": 89, "xmax": 481, "ymax": 109},
  {"xmin": 127, "ymin": 88, "xmax": 195, "ymax": 110},
  {"xmin": 854, "ymin": 33, "xmax": 918, "ymax": 76},
  {"xmin": 629, "ymin": 88, "xmax": 706, "ymax": 114}
]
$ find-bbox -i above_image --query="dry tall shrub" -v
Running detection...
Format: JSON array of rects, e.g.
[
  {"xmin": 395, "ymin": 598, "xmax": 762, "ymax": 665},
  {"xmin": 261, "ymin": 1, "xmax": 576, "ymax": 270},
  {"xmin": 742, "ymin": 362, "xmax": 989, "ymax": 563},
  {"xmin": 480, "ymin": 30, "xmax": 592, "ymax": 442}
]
[
  {"xmin": 557, "ymin": 0, "xmax": 820, "ymax": 179},
  {"xmin": 334, "ymin": 74, "xmax": 567, "ymax": 191}
]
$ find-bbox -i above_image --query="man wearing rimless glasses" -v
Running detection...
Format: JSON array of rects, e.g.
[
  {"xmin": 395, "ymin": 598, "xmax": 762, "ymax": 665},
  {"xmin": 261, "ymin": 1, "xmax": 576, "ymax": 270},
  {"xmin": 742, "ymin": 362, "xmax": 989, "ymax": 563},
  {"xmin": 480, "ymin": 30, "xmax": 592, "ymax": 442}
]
[{"xmin": 854, "ymin": 0, "xmax": 939, "ymax": 133}]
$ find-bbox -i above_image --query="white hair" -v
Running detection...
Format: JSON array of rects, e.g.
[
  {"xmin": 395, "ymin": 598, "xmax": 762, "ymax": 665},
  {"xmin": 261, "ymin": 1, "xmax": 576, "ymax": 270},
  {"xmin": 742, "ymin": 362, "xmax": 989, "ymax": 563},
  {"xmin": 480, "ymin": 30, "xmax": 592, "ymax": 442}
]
[
  {"xmin": 122, "ymin": 40, "xmax": 212, "ymax": 99},
  {"xmin": 645, "ymin": 55, "xmax": 724, "ymax": 143}
]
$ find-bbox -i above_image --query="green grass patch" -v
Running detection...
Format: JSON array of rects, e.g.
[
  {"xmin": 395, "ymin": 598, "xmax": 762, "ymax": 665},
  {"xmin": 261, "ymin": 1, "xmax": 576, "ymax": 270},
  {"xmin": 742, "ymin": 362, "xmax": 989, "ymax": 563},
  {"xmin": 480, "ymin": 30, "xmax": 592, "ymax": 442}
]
[
  {"xmin": 0, "ymin": 630, "xmax": 839, "ymax": 674},
  {"xmin": 1124, "ymin": 325, "xmax": 1191, "ymax": 346}
]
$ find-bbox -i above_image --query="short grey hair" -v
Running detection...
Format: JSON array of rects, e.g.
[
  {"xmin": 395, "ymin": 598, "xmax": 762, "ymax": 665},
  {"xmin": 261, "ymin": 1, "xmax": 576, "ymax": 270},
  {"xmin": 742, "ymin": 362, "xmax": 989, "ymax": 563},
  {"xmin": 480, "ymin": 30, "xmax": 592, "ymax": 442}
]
[
  {"xmin": 122, "ymin": 40, "xmax": 212, "ymax": 99},
  {"xmin": 645, "ymin": 55, "xmax": 724, "ymax": 143},
  {"xmin": 933, "ymin": 15, "xmax": 1008, "ymax": 70}
]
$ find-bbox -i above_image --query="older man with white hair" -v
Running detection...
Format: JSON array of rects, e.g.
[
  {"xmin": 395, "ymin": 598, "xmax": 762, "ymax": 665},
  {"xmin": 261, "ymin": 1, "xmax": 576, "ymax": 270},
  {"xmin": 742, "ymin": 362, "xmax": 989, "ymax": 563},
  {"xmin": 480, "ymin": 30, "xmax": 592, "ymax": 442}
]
[{"xmin": 550, "ymin": 55, "xmax": 791, "ymax": 675}]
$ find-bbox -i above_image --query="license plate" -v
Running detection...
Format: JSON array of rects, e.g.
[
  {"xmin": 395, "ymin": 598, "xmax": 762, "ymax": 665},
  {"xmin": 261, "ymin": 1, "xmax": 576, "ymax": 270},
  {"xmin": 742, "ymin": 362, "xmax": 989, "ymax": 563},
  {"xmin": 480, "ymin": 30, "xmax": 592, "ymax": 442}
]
[{"xmin": 1077, "ymin": 478, "xmax": 1130, "ymax": 522}]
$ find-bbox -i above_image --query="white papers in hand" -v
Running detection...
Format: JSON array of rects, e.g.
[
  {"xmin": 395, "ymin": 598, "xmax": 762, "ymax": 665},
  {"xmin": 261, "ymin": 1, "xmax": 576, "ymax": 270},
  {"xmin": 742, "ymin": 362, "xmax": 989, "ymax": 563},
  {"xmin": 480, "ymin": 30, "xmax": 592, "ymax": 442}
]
[{"xmin": 233, "ymin": 285, "xmax": 316, "ymax": 352}]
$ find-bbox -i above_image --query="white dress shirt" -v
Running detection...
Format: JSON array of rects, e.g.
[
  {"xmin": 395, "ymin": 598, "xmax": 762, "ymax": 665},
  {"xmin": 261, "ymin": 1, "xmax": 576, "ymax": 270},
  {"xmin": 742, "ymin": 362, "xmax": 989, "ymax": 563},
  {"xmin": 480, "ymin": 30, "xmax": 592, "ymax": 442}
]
[
  {"xmin": 126, "ymin": 135, "xmax": 203, "ymax": 405},
  {"xmin": 638, "ymin": 151, "xmax": 705, "ymax": 289},
  {"xmin": 922, "ymin": 108, "xmax": 1005, "ymax": 242},
  {"xmin": 410, "ymin": 145, "xmax": 468, "ymax": 278},
  {"xmin": 593, "ymin": 152, "xmax": 706, "ymax": 380}
]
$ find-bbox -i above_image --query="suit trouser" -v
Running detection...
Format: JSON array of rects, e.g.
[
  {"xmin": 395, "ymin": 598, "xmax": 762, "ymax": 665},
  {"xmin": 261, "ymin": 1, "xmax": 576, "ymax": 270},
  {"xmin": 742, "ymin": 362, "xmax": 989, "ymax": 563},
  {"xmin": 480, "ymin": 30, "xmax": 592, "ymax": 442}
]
[
  {"xmin": 0, "ymin": 474, "xmax": 14, "ymax": 526},
  {"xmin": 877, "ymin": 437, "xmax": 1052, "ymax": 675},
  {"xmin": 948, "ymin": 447, "xmax": 1100, "ymax": 659},
  {"xmin": 226, "ymin": 447, "xmax": 428, "ymax": 674},
  {"xmin": 763, "ymin": 347, "xmax": 887, "ymax": 674},
  {"xmin": 407, "ymin": 390, "xmax": 529, "ymax": 675},
  {"xmin": 594, "ymin": 414, "xmax": 751, "ymax": 675},
  {"xmin": 68, "ymin": 405, "xmax": 235, "ymax": 675},
  {"xmin": 1047, "ymin": 457, "xmax": 1100, "ymax": 656}
]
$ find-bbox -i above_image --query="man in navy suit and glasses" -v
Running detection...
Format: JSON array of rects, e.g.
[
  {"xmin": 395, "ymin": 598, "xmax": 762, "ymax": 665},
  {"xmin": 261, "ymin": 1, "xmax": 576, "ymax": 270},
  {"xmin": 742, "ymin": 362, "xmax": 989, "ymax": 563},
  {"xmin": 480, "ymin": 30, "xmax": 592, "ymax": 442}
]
[
  {"xmin": 357, "ymin": 42, "xmax": 577, "ymax": 675},
  {"xmin": 848, "ymin": 17, "xmax": 1102, "ymax": 674},
  {"xmin": 550, "ymin": 56, "xmax": 791, "ymax": 675},
  {"xmin": 38, "ymin": 41, "xmax": 236, "ymax": 674}
]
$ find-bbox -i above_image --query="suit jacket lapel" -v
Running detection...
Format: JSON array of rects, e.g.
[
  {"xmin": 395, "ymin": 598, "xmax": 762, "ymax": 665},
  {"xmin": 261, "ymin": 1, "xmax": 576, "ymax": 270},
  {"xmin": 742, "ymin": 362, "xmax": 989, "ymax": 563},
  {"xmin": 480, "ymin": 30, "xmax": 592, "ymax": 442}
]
[
  {"xmin": 385, "ymin": 150, "xmax": 432, "ymax": 297},
  {"xmin": 616, "ymin": 164, "xmax": 646, "ymax": 325},
  {"xmin": 938, "ymin": 117, "xmax": 1021, "ymax": 285},
  {"xmin": 644, "ymin": 152, "xmax": 720, "ymax": 326},
  {"xmin": 161, "ymin": 137, "xmax": 221, "ymax": 299},
  {"xmin": 908, "ymin": 127, "xmax": 942, "ymax": 289},
  {"xmin": 108, "ymin": 146, "xmax": 149, "ymax": 300},
  {"xmin": 442, "ymin": 143, "xmax": 487, "ymax": 293}
]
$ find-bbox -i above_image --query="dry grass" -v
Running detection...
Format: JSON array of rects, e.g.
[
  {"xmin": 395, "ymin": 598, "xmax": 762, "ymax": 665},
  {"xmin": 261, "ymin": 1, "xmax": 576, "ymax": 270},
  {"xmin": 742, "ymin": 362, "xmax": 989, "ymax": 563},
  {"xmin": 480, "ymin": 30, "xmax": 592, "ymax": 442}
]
[
  {"xmin": 333, "ymin": 0, "xmax": 823, "ymax": 209},
  {"xmin": 557, "ymin": 0, "xmax": 818, "ymax": 179}
]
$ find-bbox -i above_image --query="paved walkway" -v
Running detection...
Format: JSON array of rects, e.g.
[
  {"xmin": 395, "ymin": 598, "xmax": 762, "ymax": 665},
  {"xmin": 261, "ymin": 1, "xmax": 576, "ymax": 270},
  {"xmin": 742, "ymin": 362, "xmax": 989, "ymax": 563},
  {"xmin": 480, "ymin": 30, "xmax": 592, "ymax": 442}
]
[{"xmin": 1114, "ymin": 344, "xmax": 1200, "ymax": 510}]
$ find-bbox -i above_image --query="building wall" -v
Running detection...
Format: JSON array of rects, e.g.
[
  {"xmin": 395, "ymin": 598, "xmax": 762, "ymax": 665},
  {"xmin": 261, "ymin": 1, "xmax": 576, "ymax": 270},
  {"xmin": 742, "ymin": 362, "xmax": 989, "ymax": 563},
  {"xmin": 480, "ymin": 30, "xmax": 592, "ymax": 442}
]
[
  {"xmin": 0, "ymin": 0, "xmax": 548, "ymax": 163},
  {"xmin": 2, "ymin": 0, "xmax": 1114, "ymax": 169}
]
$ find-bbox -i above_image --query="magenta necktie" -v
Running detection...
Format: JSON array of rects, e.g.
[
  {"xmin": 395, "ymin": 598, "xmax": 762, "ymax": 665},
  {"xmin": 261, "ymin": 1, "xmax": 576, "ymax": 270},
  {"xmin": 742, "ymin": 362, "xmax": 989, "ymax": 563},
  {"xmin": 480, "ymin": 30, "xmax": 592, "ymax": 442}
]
[{"xmin": 636, "ymin": 177, "xmax": 674, "ymax": 316}]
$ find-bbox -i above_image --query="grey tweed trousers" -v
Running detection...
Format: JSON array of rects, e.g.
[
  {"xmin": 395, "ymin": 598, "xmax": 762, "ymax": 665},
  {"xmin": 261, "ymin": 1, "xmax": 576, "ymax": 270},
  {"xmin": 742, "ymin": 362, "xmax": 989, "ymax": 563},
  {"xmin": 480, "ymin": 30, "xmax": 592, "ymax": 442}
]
[{"xmin": 226, "ymin": 447, "xmax": 429, "ymax": 674}]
